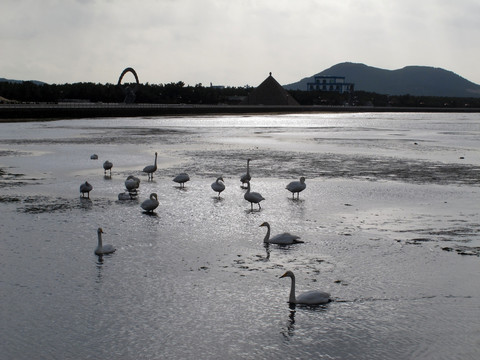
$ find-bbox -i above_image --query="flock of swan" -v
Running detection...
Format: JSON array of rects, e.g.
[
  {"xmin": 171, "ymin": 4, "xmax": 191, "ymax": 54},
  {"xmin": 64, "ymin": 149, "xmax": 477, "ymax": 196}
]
[{"xmin": 86, "ymin": 154, "xmax": 331, "ymax": 305}]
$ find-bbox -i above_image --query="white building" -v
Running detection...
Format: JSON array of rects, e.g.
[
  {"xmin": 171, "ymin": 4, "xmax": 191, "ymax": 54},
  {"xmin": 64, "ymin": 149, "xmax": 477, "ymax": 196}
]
[{"xmin": 307, "ymin": 76, "xmax": 354, "ymax": 94}]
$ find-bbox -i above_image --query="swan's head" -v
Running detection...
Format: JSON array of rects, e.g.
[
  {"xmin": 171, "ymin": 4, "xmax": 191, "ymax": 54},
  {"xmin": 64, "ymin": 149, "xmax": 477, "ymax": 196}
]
[
  {"xmin": 280, "ymin": 270, "xmax": 295, "ymax": 279},
  {"xmin": 97, "ymin": 227, "xmax": 103, "ymax": 234},
  {"xmin": 150, "ymin": 193, "xmax": 158, "ymax": 200},
  {"xmin": 85, "ymin": 181, "xmax": 91, "ymax": 186},
  {"xmin": 247, "ymin": 158, "xmax": 251, "ymax": 162},
  {"xmin": 259, "ymin": 222, "xmax": 269, "ymax": 228},
  {"xmin": 300, "ymin": 176, "xmax": 306, "ymax": 183},
  {"xmin": 154, "ymin": 152, "xmax": 158, "ymax": 156},
  {"xmin": 218, "ymin": 176, "xmax": 224, "ymax": 182}
]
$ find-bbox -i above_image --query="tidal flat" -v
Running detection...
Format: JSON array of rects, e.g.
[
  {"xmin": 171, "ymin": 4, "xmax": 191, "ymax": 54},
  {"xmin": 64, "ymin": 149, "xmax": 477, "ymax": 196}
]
[{"xmin": 1, "ymin": 112, "xmax": 479, "ymax": 359}]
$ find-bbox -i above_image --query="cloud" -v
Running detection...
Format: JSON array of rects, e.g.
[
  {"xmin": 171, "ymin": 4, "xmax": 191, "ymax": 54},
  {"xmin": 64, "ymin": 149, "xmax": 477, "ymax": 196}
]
[{"xmin": 1, "ymin": 0, "xmax": 479, "ymax": 86}]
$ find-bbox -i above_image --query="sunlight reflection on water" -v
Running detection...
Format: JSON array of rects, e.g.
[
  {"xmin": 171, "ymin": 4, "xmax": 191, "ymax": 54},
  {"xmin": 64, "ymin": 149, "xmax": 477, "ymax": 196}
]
[{"xmin": 1, "ymin": 113, "xmax": 480, "ymax": 360}]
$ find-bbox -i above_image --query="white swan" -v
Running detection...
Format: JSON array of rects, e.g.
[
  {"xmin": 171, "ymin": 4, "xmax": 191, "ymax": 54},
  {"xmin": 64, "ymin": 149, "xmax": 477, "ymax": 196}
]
[
  {"xmin": 173, "ymin": 173, "xmax": 190, "ymax": 188},
  {"xmin": 260, "ymin": 222, "xmax": 304, "ymax": 245},
  {"xmin": 244, "ymin": 180, "xmax": 265, "ymax": 210},
  {"xmin": 95, "ymin": 228, "xmax": 116, "ymax": 255},
  {"xmin": 286, "ymin": 176, "xmax": 306, "ymax": 199},
  {"xmin": 211, "ymin": 177, "xmax": 225, "ymax": 198},
  {"xmin": 103, "ymin": 160, "xmax": 113, "ymax": 175},
  {"xmin": 143, "ymin": 152, "xmax": 158, "ymax": 180},
  {"xmin": 141, "ymin": 193, "xmax": 159, "ymax": 212},
  {"xmin": 80, "ymin": 181, "xmax": 93, "ymax": 198},
  {"xmin": 125, "ymin": 175, "xmax": 140, "ymax": 192},
  {"xmin": 280, "ymin": 270, "xmax": 331, "ymax": 305},
  {"xmin": 240, "ymin": 158, "xmax": 251, "ymax": 187}
]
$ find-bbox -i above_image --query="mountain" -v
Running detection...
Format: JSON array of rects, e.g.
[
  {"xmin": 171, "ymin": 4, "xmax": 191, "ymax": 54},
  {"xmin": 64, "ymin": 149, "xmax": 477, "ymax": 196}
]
[
  {"xmin": 284, "ymin": 63, "xmax": 480, "ymax": 98},
  {"xmin": 0, "ymin": 77, "xmax": 46, "ymax": 86}
]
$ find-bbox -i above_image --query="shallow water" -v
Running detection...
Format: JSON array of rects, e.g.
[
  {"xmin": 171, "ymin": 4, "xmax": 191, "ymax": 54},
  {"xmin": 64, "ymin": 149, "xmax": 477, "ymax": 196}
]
[{"xmin": 1, "ymin": 112, "xmax": 479, "ymax": 359}]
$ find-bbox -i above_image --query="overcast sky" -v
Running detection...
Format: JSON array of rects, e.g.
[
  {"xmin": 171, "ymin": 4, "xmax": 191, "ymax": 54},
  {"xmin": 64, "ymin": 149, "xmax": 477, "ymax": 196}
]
[{"xmin": 2, "ymin": 0, "xmax": 479, "ymax": 87}]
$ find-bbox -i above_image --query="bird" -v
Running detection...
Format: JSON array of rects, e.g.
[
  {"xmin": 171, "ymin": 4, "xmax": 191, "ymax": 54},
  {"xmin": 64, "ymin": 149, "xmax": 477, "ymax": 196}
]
[
  {"xmin": 173, "ymin": 173, "xmax": 190, "ymax": 188},
  {"xmin": 141, "ymin": 193, "xmax": 159, "ymax": 213},
  {"xmin": 103, "ymin": 160, "xmax": 113, "ymax": 176},
  {"xmin": 90, "ymin": 154, "xmax": 98, "ymax": 160},
  {"xmin": 240, "ymin": 158, "xmax": 252, "ymax": 188},
  {"xmin": 143, "ymin": 152, "xmax": 158, "ymax": 180},
  {"xmin": 260, "ymin": 222, "xmax": 304, "ymax": 245},
  {"xmin": 94, "ymin": 227, "xmax": 116, "ymax": 256},
  {"xmin": 211, "ymin": 177, "xmax": 225, "ymax": 198},
  {"xmin": 80, "ymin": 181, "xmax": 93, "ymax": 198},
  {"xmin": 244, "ymin": 180, "xmax": 264, "ymax": 210},
  {"xmin": 286, "ymin": 176, "xmax": 306, "ymax": 200},
  {"xmin": 125, "ymin": 175, "xmax": 140, "ymax": 197},
  {"xmin": 280, "ymin": 270, "xmax": 331, "ymax": 305}
]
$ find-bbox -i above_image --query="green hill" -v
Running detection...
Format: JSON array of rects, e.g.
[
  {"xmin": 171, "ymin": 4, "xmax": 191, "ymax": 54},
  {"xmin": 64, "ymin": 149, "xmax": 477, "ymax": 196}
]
[{"xmin": 284, "ymin": 62, "xmax": 480, "ymax": 97}]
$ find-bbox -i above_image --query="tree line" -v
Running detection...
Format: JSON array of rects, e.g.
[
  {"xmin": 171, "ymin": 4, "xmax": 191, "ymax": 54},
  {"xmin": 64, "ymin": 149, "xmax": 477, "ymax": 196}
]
[{"xmin": 1, "ymin": 80, "xmax": 479, "ymax": 108}]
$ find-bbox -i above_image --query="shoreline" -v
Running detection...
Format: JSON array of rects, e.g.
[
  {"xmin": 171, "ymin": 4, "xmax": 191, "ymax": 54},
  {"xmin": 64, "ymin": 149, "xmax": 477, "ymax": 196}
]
[{"xmin": 1, "ymin": 103, "xmax": 479, "ymax": 122}]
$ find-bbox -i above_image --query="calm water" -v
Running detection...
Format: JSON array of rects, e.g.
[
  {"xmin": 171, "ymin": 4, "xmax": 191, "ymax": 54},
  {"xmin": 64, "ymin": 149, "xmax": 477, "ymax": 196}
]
[{"xmin": 1, "ymin": 112, "xmax": 479, "ymax": 359}]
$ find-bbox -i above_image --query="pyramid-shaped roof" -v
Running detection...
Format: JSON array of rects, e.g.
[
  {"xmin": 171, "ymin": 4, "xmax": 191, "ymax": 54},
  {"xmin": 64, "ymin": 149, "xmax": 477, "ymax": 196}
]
[{"xmin": 242, "ymin": 73, "xmax": 299, "ymax": 105}]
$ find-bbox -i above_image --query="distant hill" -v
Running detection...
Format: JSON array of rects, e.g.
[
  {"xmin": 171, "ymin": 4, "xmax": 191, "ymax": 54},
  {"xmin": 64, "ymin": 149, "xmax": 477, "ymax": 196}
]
[
  {"xmin": 284, "ymin": 62, "xmax": 480, "ymax": 98},
  {"xmin": 0, "ymin": 77, "xmax": 46, "ymax": 86}
]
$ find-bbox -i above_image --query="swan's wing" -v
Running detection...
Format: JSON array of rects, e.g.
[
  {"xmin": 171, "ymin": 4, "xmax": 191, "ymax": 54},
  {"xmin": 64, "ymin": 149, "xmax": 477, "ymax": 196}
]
[
  {"xmin": 269, "ymin": 233, "xmax": 302, "ymax": 244},
  {"xmin": 296, "ymin": 290, "xmax": 331, "ymax": 305}
]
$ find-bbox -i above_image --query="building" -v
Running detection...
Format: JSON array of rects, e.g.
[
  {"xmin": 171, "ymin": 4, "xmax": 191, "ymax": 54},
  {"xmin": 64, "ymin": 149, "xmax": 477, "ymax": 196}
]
[
  {"xmin": 241, "ymin": 73, "xmax": 299, "ymax": 106},
  {"xmin": 307, "ymin": 75, "xmax": 354, "ymax": 94}
]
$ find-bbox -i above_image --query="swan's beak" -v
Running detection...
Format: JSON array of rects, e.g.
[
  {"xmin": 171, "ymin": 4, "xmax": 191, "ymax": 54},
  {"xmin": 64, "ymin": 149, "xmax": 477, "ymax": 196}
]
[
  {"xmin": 280, "ymin": 272, "xmax": 287, "ymax": 278},
  {"xmin": 259, "ymin": 222, "xmax": 266, "ymax": 227}
]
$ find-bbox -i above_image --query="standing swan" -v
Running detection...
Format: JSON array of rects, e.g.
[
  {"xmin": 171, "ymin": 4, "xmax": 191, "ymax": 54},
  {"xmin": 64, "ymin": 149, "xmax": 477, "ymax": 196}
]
[
  {"xmin": 240, "ymin": 158, "xmax": 252, "ymax": 188},
  {"xmin": 286, "ymin": 176, "xmax": 306, "ymax": 199},
  {"xmin": 173, "ymin": 173, "xmax": 190, "ymax": 188},
  {"xmin": 244, "ymin": 180, "xmax": 265, "ymax": 211},
  {"xmin": 95, "ymin": 228, "xmax": 116, "ymax": 255},
  {"xmin": 211, "ymin": 177, "xmax": 225, "ymax": 198},
  {"xmin": 260, "ymin": 222, "xmax": 304, "ymax": 245},
  {"xmin": 141, "ymin": 193, "xmax": 159, "ymax": 213},
  {"xmin": 143, "ymin": 152, "xmax": 158, "ymax": 180},
  {"xmin": 280, "ymin": 270, "xmax": 331, "ymax": 305},
  {"xmin": 80, "ymin": 181, "xmax": 93, "ymax": 198},
  {"xmin": 103, "ymin": 160, "xmax": 113, "ymax": 176}
]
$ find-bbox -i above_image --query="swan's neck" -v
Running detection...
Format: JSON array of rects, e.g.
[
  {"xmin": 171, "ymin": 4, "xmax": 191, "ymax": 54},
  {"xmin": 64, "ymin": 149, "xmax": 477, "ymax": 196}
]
[
  {"xmin": 263, "ymin": 225, "xmax": 271, "ymax": 243},
  {"xmin": 289, "ymin": 276, "xmax": 297, "ymax": 303},
  {"xmin": 246, "ymin": 182, "xmax": 250, "ymax": 193},
  {"xmin": 97, "ymin": 232, "xmax": 103, "ymax": 248},
  {"xmin": 154, "ymin": 154, "xmax": 157, "ymax": 167},
  {"xmin": 246, "ymin": 161, "xmax": 250, "ymax": 175}
]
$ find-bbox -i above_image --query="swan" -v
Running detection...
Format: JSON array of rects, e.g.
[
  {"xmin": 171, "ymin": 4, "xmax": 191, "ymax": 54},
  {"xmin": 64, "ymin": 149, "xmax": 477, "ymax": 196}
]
[
  {"xmin": 80, "ymin": 181, "xmax": 93, "ymax": 198},
  {"xmin": 103, "ymin": 160, "xmax": 113, "ymax": 175},
  {"xmin": 95, "ymin": 228, "xmax": 116, "ymax": 255},
  {"xmin": 90, "ymin": 154, "xmax": 98, "ymax": 160},
  {"xmin": 240, "ymin": 158, "xmax": 252, "ymax": 187},
  {"xmin": 244, "ymin": 180, "xmax": 264, "ymax": 210},
  {"xmin": 286, "ymin": 176, "xmax": 306, "ymax": 199},
  {"xmin": 211, "ymin": 177, "xmax": 225, "ymax": 198},
  {"xmin": 141, "ymin": 193, "xmax": 159, "ymax": 212},
  {"xmin": 173, "ymin": 173, "xmax": 190, "ymax": 188},
  {"xmin": 260, "ymin": 222, "xmax": 304, "ymax": 245},
  {"xmin": 143, "ymin": 152, "xmax": 158, "ymax": 180},
  {"xmin": 280, "ymin": 270, "xmax": 331, "ymax": 305},
  {"xmin": 125, "ymin": 175, "xmax": 140, "ymax": 197}
]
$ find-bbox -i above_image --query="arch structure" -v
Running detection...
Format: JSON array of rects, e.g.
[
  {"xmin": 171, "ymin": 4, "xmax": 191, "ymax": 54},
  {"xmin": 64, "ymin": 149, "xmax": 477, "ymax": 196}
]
[{"xmin": 117, "ymin": 67, "xmax": 140, "ymax": 103}]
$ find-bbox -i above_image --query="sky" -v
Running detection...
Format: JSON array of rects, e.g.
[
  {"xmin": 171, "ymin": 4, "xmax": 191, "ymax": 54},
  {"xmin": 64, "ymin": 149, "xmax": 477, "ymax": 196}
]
[{"xmin": 2, "ymin": 0, "xmax": 480, "ymax": 87}]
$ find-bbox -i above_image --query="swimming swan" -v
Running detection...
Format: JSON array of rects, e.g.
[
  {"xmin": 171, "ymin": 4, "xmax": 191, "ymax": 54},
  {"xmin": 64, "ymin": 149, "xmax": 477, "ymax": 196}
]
[
  {"xmin": 211, "ymin": 177, "xmax": 225, "ymax": 198},
  {"xmin": 143, "ymin": 152, "xmax": 158, "ymax": 180},
  {"xmin": 141, "ymin": 193, "xmax": 159, "ymax": 212},
  {"xmin": 286, "ymin": 176, "xmax": 306, "ymax": 199},
  {"xmin": 244, "ymin": 180, "xmax": 264, "ymax": 210},
  {"xmin": 260, "ymin": 222, "xmax": 303, "ymax": 245},
  {"xmin": 280, "ymin": 270, "xmax": 331, "ymax": 305},
  {"xmin": 95, "ymin": 228, "xmax": 116, "ymax": 255}
]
